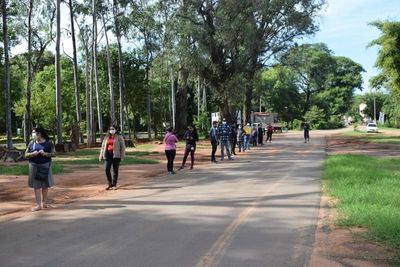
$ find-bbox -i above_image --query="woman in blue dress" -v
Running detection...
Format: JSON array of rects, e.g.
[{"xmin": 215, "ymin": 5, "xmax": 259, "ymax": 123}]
[{"xmin": 25, "ymin": 127, "xmax": 55, "ymax": 212}]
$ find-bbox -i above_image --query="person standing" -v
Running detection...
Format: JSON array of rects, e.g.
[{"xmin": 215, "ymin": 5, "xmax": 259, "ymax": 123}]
[
  {"xmin": 230, "ymin": 123, "xmax": 238, "ymax": 156},
  {"xmin": 164, "ymin": 127, "xmax": 178, "ymax": 174},
  {"xmin": 266, "ymin": 123, "xmax": 274, "ymax": 143},
  {"xmin": 179, "ymin": 126, "xmax": 199, "ymax": 170},
  {"xmin": 218, "ymin": 118, "xmax": 232, "ymax": 161},
  {"xmin": 243, "ymin": 123, "xmax": 252, "ymax": 151},
  {"xmin": 99, "ymin": 125, "xmax": 126, "ymax": 190},
  {"xmin": 304, "ymin": 122, "xmax": 310, "ymax": 143},
  {"xmin": 25, "ymin": 127, "xmax": 55, "ymax": 212},
  {"xmin": 251, "ymin": 125, "xmax": 258, "ymax": 147},
  {"xmin": 237, "ymin": 125, "xmax": 245, "ymax": 152},
  {"xmin": 258, "ymin": 124, "xmax": 264, "ymax": 145},
  {"xmin": 210, "ymin": 121, "xmax": 219, "ymax": 163}
]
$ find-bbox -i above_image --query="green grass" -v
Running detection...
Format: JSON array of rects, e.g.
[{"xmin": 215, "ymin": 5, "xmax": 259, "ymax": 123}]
[
  {"xmin": 0, "ymin": 148, "xmax": 159, "ymax": 176},
  {"xmin": 0, "ymin": 163, "xmax": 65, "ymax": 176},
  {"xmin": 324, "ymin": 154, "xmax": 400, "ymax": 248}
]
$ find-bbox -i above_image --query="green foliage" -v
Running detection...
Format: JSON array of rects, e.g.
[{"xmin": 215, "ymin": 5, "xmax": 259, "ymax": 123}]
[
  {"xmin": 369, "ymin": 21, "xmax": 400, "ymax": 95},
  {"xmin": 325, "ymin": 154, "xmax": 400, "ymax": 248},
  {"xmin": 194, "ymin": 110, "xmax": 210, "ymax": 137}
]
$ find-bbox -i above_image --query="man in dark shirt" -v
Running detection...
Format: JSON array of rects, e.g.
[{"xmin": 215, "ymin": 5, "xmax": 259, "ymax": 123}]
[
  {"xmin": 304, "ymin": 122, "xmax": 310, "ymax": 143},
  {"xmin": 210, "ymin": 121, "xmax": 219, "ymax": 163}
]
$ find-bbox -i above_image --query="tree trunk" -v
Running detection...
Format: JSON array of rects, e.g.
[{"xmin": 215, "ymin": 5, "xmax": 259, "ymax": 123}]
[
  {"xmin": 175, "ymin": 68, "xmax": 188, "ymax": 137},
  {"xmin": 102, "ymin": 13, "xmax": 115, "ymax": 124},
  {"xmin": 113, "ymin": 0, "xmax": 125, "ymax": 133},
  {"xmin": 2, "ymin": 0, "xmax": 13, "ymax": 149},
  {"xmin": 93, "ymin": 0, "xmax": 103, "ymax": 141},
  {"xmin": 68, "ymin": 0, "xmax": 82, "ymax": 144},
  {"xmin": 24, "ymin": 0, "xmax": 33, "ymax": 146},
  {"xmin": 85, "ymin": 43, "xmax": 93, "ymax": 147},
  {"xmin": 244, "ymin": 85, "xmax": 253, "ymax": 124},
  {"xmin": 55, "ymin": 0, "xmax": 63, "ymax": 144}
]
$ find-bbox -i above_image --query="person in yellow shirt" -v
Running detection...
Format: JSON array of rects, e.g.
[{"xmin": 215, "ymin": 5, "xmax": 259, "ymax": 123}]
[{"xmin": 243, "ymin": 123, "xmax": 252, "ymax": 151}]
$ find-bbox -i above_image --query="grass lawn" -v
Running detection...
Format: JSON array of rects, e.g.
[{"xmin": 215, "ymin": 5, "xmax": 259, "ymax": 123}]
[
  {"xmin": 324, "ymin": 154, "xmax": 400, "ymax": 248},
  {"xmin": 0, "ymin": 148, "xmax": 159, "ymax": 176}
]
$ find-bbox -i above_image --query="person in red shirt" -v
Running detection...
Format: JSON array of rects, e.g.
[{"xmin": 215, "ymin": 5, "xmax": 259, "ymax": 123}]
[
  {"xmin": 266, "ymin": 123, "xmax": 273, "ymax": 143},
  {"xmin": 99, "ymin": 125, "xmax": 126, "ymax": 190}
]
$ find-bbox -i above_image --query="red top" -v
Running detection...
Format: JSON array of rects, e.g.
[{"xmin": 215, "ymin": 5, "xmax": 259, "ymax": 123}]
[
  {"xmin": 107, "ymin": 136, "xmax": 115, "ymax": 153},
  {"xmin": 267, "ymin": 126, "xmax": 273, "ymax": 133}
]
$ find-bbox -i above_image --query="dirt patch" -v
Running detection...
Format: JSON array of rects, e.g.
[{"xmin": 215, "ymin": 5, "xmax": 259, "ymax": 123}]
[
  {"xmin": 310, "ymin": 196, "xmax": 399, "ymax": 267},
  {"xmin": 325, "ymin": 136, "xmax": 400, "ymax": 157},
  {"xmin": 0, "ymin": 141, "xmax": 246, "ymax": 222}
]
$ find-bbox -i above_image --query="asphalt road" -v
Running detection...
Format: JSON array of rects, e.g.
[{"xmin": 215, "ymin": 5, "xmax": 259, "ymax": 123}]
[{"xmin": 0, "ymin": 133, "xmax": 325, "ymax": 267}]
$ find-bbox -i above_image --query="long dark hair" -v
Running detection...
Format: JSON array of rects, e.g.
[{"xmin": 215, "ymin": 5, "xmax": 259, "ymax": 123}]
[{"xmin": 34, "ymin": 127, "xmax": 50, "ymax": 141}]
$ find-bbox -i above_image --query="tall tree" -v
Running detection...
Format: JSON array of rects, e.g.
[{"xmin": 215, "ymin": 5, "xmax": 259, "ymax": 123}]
[
  {"xmin": 68, "ymin": 0, "xmax": 82, "ymax": 144},
  {"xmin": 369, "ymin": 21, "xmax": 400, "ymax": 95},
  {"xmin": 24, "ymin": 0, "xmax": 33, "ymax": 146},
  {"xmin": 55, "ymin": 0, "xmax": 62, "ymax": 144},
  {"xmin": 93, "ymin": 0, "xmax": 103, "ymax": 140},
  {"xmin": 101, "ymin": 8, "xmax": 116, "ymax": 124},
  {"xmin": 2, "ymin": 0, "xmax": 13, "ymax": 149},
  {"xmin": 112, "ymin": 0, "xmax": 126, "ymax": 133}
]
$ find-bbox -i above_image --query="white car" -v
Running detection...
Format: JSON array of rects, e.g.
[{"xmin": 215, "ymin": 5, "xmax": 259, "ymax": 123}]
[{"xmin": 366, "ymin": 123, "xmax": 378, "ymax": 133}]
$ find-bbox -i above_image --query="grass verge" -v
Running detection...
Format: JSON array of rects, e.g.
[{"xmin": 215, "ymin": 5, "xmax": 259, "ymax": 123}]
[
  {"xmin": 0, "ymin": 148, "xmax": 159, "ymax": 176},
  {"xmin": 324, "ymin": 154, "xmax": 400, "ymax": 248},
  {"xmin": 341, "ymin": 131, "xmax": 400, "ymax": 144}
]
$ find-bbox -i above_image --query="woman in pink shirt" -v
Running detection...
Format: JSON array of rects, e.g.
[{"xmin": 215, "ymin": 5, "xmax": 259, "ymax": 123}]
[{"xmin": 164, "ymin": 127, "xmax": 179, "ymax": 175}]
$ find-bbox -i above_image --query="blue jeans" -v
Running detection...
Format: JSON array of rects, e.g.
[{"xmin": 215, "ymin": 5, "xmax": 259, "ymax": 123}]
[
  {"xmin": 238, "ymin": 141, "xmax": 244, "ymax": 152},
  {"xmin": 244, "ymin": 135, "xmax": 250, "ymax": 150},
  {"xmin": 220, "ymin": 141, "xmax": 231, "ymax": 160}
]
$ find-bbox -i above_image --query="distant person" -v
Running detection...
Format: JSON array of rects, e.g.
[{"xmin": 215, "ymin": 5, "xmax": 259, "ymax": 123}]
[
  {"xmin": 218, "ymin": 118, "xmax": 233, "ymax": 161},
  {"xmin": 237, "ymin": 125, "xmax": 245, "ymax": 152},
  {"xmin": 304, "ymin": 122, "xmax": 310, "ymax": 143},
  {"xmin": 179, "ymin": 125, "xmax": 199, "ymax": 170},
  {"xmin": 243, "ymin": 123, "xmax": 252, "ymax": 150},
  {"xmin": 164, "ymin": 127, "xmax": 178, "ymax": 175},
  {"xmin": 210, "ymin": 121, "xmax": 219, "ymax": 163},
  {"xmin": 266, "ymin": 123, "xmax": 273, "ymax": 143},
  {"xmin": 251, "ymin": 125, "xmax": 258, "ymax": 147},
  {"xmin": 99, "ymin": 125, "xmax": 126, "ymax": 190},
  {"xmin": 25, "ymin": 127, "xmax": 55, "ymax": 212},
  {"xmin": 258, "ymin": 124, "xmax": 264, "ymax": 145},
  {"xmin": 230, "ymin": 123, "xmax": 238, "ymax": 156}
]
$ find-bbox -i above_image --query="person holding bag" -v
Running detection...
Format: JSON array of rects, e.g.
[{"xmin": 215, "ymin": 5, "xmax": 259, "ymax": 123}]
[
  {"xmin": 25, "ymin": 127, "xmax": 55, "ymax": 212},
  {"xmin": 99, "ymin": 125, "xmax": 126, "ymax": 190},
  {"xmin": 179, "ymin": 125, "xmax": 199, "ymax": 170}
]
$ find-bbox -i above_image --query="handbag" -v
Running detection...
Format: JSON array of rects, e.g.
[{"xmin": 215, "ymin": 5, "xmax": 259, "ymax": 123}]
[{"xmin": 35, "ymin": 164, "xmax": 50, "ymax": 181}]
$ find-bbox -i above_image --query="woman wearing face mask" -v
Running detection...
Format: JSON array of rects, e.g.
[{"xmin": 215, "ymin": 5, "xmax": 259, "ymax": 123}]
[
  {"xmin": 25, "ymin": 127, "xmax": 55, "ymax": 212},
  {"xmin": 179, "ymin": 125, "xmax": 199, "ymax": 170},
  {"xmin": 99, "ymin": 125, "xmax": 126, "ymax": 190}
]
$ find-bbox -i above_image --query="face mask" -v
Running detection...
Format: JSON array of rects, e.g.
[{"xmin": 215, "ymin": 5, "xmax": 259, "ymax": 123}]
[
  {"xmin": 222, "ymin": 121, "xmax": 227, "ymax": 125},
  {"xmin": 32, "ymin": 133, "xmax": 37, "ymax": 140},
  {"xmin": 109, "ymin": 130, "xmax": 116, "ymax": 135}
]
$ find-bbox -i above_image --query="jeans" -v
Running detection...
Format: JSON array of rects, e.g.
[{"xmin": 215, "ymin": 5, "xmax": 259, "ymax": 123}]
[
  {"xmin": 220, "ymin": 141, "xmax": 231, "ymax": 160},
  {"xmin": 165, "ymin": 150, "xmax": 176, "ymax": 172},
  {"xmin": 238, "ymin": 141, "xmax": 244, "ymax": 152},
  {"xmin": 245, "ymin": 135, "xmax": 250, "ymax": 150},
  {"xmin": 105, "ymin": 152, "xmax": 121, "ymax": 186},
  {"xmin": 211, "ymin": 142, "xmax": 218, "ymax": 162},
  {"xmin": 231, "ymin": 139, "xmax": 237, "ymax": 155},
  {"xmin": 252, "ymin": 136, "xmax": 257, "ymax": 146},
  {"xmin": 182, "ymin": 147, "xmax": 195, "ymax": 169},
  {"xmin": 266, "ymin": 132, "xmax": 272, "ymax": 142}
]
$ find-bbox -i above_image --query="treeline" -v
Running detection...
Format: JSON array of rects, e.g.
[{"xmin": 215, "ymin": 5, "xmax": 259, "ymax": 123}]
[{"xmin": 0, "ymin": 0, "xmax": 369, "ymax": 149}]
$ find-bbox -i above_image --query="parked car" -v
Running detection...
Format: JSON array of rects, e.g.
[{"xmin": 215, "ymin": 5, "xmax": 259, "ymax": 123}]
[{"xmin": 366, "ymin": 123, "xmax": 378, "ymax": 133}]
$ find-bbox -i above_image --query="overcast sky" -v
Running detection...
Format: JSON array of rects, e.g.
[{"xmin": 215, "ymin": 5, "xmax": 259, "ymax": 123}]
[{"xmin": 11, "ymin": 0, "xmax": 400, "ymax": 93}]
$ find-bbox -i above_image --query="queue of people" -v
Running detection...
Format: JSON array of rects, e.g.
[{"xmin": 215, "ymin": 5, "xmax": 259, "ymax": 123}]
[{"xmin": 26, "ymin": 121, "xmax": 311, "ymax": 211}]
